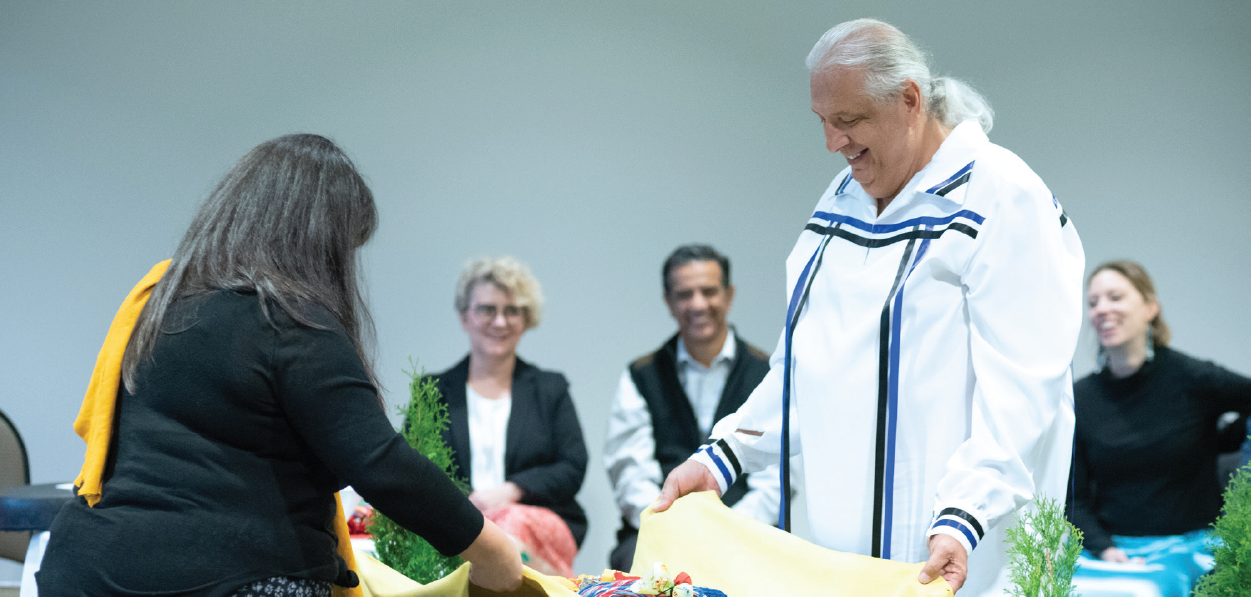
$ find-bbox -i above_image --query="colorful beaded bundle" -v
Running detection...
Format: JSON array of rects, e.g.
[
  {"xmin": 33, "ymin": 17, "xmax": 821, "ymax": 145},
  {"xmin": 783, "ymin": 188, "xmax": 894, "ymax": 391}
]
[{"xmin": 571, "ymin": 564, "xmax": 726, "ymax": 597}]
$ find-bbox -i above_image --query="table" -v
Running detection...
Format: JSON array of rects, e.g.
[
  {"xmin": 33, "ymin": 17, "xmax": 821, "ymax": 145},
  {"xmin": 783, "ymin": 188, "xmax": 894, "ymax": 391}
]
[
  {"xmin": 0, "ymin": 484, "xmax": 73, "ymax": 533},
  {"xmin": 0, "ymin": 484, "xmax": 72, "ymax": 597}
]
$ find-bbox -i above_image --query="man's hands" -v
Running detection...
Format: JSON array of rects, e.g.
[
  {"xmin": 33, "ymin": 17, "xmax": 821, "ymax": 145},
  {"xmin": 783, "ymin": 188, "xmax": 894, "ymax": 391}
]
[
  {"xmin": 659, "ymin": 460, "xmax": 970, "ymax": 594},
  {"xmin": 919, "ymin": 533, "xmax": 967, "ymax": 594},
  {"xmin": 652, "ymin": 460, "xmax": 720, "ymax": 512}
]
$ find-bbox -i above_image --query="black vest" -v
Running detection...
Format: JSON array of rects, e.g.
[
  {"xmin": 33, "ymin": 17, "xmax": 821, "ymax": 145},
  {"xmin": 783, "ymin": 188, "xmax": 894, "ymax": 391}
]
[{"xmin": 628, "ymin": 333, "xmax": 771, "ymax": 507}]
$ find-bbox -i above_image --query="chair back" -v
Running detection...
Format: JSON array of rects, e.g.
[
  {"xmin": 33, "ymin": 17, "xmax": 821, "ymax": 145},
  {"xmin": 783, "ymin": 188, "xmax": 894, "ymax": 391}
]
[
  {"xmin": 0, "ymin": 410, "xmax": 28, "ymax": 490},
  {"xmin": 0, "ymin": 410, "xmax": 31, "ymax": 562}
]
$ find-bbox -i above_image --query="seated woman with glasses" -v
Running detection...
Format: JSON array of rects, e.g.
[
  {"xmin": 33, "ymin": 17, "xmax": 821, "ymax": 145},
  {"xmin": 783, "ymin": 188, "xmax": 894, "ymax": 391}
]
[{"xmin": 423, "ymin": 256, "xmax": 588, "ymax": 577}]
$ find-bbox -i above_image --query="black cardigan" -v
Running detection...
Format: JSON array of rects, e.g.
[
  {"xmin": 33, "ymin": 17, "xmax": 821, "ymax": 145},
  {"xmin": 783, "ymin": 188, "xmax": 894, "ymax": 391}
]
[
  {"xmin": 429, "ymin": 356, "xmax": 589, "ymax": 546},
  {"xmin": 38, "ymin": 290, "xmax": 483, "ymax": 597}
]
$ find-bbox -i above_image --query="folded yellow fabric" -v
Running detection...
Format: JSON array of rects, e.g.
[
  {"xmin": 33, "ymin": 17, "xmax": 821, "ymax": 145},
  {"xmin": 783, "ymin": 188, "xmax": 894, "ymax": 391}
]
[
  {"xmin": 354, "ymin": 555, "xmax": 576, "ymax": 597},
  {"xmin": 334, "ymin": 494, "xmax": 362, "ymax": 597},
  {"xmin": 355, "ymin": 491, "xmax": 951, "ymax": 596},
  {"xmin": 73, "ymin": 261, "xmax": 360, "ymax": 597},
  {"xmin": 73, "ymin": 259, "xmax": 170, "ymax": 504},
  {"xmin": 633, "ymin": 491, "xmax": 953, "ymax": 597}
]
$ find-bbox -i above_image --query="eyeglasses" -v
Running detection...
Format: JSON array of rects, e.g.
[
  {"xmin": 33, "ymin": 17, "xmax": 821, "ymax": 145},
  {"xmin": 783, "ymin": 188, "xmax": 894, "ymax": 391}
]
[{"xmin": 470, "ymin": 303, "xmax": 524, "ymax": 322}]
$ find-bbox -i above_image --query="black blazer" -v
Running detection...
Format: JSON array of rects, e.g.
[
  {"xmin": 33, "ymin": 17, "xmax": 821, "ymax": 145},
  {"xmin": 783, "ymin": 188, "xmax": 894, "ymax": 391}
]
[{"xmin": 429, "ymin": 355, "xmax": 589, "ymax": 546}]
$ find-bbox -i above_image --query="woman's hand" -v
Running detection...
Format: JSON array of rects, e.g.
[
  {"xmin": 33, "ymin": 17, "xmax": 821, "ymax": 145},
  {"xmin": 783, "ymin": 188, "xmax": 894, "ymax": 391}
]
[
  {"xmin": 469, "ymin": 482, "xmax": 523, "ymax": 512},
  {"xmin": 461, "ymin": 518, "xmax": 523, "ymax": 592},
  {"xmin": 1100, "ymin": 547, "xmax": 1145, "ymax": 564}
]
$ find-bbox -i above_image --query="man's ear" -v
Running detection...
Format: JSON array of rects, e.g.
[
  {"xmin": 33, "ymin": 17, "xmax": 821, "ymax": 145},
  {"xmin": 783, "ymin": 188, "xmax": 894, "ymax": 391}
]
[{"xmin": 901, "ymin": 79, "xmax": 923, "ymax": 122}]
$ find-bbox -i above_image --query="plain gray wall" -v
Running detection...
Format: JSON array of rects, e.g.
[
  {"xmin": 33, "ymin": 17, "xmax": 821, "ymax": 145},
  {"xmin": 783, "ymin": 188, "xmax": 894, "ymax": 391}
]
[{"xmin": 2, "ymin": 0, "xmax": 1248, "ymax": 574}]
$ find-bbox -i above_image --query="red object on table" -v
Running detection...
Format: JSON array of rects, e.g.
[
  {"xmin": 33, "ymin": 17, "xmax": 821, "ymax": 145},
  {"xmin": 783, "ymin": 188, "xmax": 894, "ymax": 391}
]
[{"xmin": 347, "ymin": 504, "xmax": 372, "ymax": 536}]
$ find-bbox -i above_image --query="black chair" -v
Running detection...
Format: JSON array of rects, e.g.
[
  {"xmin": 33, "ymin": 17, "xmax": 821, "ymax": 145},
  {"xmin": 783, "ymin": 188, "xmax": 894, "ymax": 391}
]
[
  {"xmin": 1216, "ymin": 411, "xmax": 1249, "ymax": 486},
  {"xmin": 0, "ymin": 410, "xmax": 31, "ymax": 563}
]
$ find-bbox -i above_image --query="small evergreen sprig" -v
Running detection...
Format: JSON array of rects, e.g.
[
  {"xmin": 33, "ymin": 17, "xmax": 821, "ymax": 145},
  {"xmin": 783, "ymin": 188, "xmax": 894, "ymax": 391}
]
[
  {"xmin": 1194, "ymin": 464, "xmax": 1251, "ymax": 597},
  {"xmin": 367, "ymin": 362, "xmax": 468, "ymax": 584},
  {"xmin": 1004, "ymin": 495, "xmax": 1084, "ymax": 597}
]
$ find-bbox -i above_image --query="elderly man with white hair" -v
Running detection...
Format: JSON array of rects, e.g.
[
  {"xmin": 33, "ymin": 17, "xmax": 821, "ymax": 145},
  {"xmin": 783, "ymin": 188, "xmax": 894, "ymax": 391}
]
[{"xmin": 655, "ymin": 18, "xmax": 1085, "ymax": 595}]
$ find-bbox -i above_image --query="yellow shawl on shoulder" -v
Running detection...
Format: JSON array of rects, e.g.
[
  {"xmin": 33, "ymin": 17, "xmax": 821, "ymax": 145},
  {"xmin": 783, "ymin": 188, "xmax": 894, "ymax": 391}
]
[{"xmin": 73, "ymin": 260, "xmax": 361, "ymax": 597}]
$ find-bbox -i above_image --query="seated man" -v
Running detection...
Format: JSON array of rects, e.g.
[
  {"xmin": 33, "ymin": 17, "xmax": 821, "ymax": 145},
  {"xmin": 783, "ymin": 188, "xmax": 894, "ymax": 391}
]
[{"xmin": 604, "ymin": 244, "xmax": 781, "ymax": 571}]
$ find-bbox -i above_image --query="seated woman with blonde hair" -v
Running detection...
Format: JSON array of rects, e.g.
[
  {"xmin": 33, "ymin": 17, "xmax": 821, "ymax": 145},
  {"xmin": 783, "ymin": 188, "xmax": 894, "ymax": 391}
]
[{"xmin": 423, "ymin": 256, "xmax": 588, "ymax": 577}]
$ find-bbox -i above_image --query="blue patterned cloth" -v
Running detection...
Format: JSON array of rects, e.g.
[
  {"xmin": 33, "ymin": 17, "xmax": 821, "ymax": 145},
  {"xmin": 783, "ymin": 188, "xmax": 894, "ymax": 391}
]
[
  {"xmin": 577, "ymin": 579, "xmax": 727, "ymax": 597},
  {"xmin": 1071, "ymin": 530, "xmax": 1214, "ymax": 597}
]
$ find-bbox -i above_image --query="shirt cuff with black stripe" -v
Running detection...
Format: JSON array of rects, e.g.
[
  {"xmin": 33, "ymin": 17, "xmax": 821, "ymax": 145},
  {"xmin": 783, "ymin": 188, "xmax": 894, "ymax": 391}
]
[
  {"xmin": 926, "ymin": 507, "xmax": 985, "ymax": 555},
  {"xmin": 689, "ymin": 438, "xmax": 743, "ymax": 496}
]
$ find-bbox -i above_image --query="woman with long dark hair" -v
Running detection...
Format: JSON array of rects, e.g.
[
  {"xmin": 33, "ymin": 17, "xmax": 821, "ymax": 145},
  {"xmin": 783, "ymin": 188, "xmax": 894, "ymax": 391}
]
[{"xmin": 37, "ymin": 134, "xmax": 522, "ymax": 596}]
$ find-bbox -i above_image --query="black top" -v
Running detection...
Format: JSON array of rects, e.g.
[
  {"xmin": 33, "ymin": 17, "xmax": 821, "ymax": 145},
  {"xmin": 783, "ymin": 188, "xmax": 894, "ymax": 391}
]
[
  {"xmin": 428, "ymin": 356, "xmax": 588, "ymax": 546},
  {"xmin": 627, "ymin": 333, "xmax": 772, "ymax": 510},
  {"xmin": 38, "ymin": 290, "xmax": 483, "ymax": 597},
  {"xmin": 1070, "ymin": 345, "xmax": 1251, "ymax": 554}
]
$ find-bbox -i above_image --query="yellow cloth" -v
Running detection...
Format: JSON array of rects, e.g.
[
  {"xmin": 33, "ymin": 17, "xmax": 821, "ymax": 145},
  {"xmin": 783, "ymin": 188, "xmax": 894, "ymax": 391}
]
[
  {"xmin": 354, "ymin": 491, "xmax": 951, "ymax": 596},
  {"xmin": 72, "ymin": 261, "xmax": 360, "ymax": 597},
  {"xmin": 73, "ymin": 259, "xmax": 170, "ymax": 503},
  {"xmin": 633, "ymin": 491, "xmax": 953, "ymax": 597},
  {"xmin": 334, "ymin": 494, "xmax": 362, "ymax": 597},
  {"xmin": 354, "ymin": 556, "xmax": 575, "ymax": 597}
]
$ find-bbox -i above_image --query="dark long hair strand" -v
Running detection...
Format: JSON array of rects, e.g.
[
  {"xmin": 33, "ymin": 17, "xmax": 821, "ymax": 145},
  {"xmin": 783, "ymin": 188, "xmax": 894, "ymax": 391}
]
[{"xmin": 121, "ymin": 133, "xmax": 380, "ymax": 394}]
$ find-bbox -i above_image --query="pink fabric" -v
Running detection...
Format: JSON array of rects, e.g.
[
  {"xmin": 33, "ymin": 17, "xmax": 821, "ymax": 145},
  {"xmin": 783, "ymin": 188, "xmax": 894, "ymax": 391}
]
[{"xmin": 483, "ymin": 504, "xmax": 577, "ymax": 577}]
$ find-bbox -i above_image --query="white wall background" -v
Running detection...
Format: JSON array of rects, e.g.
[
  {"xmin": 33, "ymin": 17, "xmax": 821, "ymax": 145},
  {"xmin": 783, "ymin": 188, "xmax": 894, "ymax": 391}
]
[{"xmin": 1, "ymin": 0, "xmax": 1248, "ymax": 574}]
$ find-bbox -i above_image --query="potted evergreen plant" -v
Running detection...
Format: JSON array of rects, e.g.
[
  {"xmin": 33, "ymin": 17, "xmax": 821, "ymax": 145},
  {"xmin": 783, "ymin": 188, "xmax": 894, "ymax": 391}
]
[
  {"xmin": 1004, "ymin": 496, "xmax": 1083, "ymax": 597},
  {"xmin": 1193, "ymin": 465, "xmax": 1251, "ymax": 596},
  {"xmin": 366, "ymin": 365, "xmax": 468, "ymax": 584}
]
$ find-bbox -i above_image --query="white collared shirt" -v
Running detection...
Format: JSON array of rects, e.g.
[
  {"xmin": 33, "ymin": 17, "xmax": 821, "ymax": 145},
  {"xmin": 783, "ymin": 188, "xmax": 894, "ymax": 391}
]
[
  {"xmin": 466, "ymin": 383, "xmax": 511, "ymax": 491},
  {"xmin": 605, "ymin": 329, "xmax": 784, "ymax": 528},
  {"xmin": 676, "ymin": 332, "xmax": 737, "ymax": 436}
]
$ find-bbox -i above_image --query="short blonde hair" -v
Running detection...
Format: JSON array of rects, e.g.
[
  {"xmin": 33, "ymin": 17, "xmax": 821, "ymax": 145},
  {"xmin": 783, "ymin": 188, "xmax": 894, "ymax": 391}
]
[{"xmin": 454, "ymin": 256, "xmax": 544, "ymax": 329}]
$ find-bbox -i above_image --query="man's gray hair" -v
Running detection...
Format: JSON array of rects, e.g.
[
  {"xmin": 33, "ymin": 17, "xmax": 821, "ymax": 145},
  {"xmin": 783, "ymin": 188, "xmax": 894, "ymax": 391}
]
[{"xmin": 806, "ymin": 19, "xmax": 994, "ymax": 134}]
